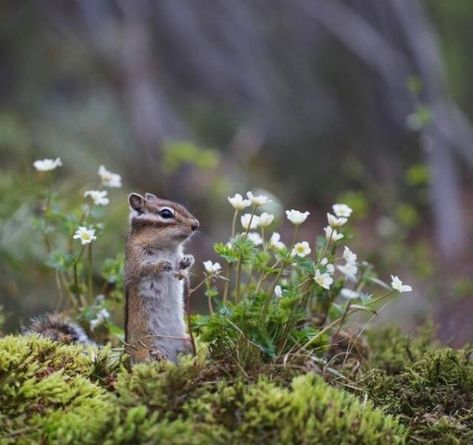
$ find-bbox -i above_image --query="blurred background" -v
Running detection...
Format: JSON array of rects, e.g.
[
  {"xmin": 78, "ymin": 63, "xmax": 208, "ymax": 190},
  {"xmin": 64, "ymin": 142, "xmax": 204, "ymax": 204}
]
[{"xmin": 0, "ymin": 0, "xmax": 472, "ymax": 344}]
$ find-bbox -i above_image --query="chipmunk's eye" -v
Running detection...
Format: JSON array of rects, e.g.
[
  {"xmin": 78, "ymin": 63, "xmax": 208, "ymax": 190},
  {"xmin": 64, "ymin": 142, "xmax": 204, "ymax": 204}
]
[{"xmin": 159, "ymin": 208, "xmax": 174, "ymax": 219}]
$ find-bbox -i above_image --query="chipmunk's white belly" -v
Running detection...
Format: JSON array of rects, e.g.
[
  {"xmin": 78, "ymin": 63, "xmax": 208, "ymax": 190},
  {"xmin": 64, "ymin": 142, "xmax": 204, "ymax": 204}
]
[{"xmin": 139, "ymin": 271, "xmax": 188, "ymax": 361}]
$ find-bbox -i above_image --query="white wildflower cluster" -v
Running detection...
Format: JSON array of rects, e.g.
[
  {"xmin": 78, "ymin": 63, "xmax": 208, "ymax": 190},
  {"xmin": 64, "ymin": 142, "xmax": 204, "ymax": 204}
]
[
  {"xmin": 228, "ymin": 191, "xmax": 271, "ymax": 211},
  {"xmin": 208, "ymin": 192, "xmax": 413, "ymax": 300}
]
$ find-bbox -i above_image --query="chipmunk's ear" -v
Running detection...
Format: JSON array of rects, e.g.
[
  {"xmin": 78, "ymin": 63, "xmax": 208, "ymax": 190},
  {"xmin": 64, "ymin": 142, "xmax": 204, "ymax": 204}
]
[
  {"xmin": 129, "ymin": 193, "xmax": 144, "ymax": 211},
  {"xmin": 145, "ymin": 193, "xmax": 159, "ymax": 201}
]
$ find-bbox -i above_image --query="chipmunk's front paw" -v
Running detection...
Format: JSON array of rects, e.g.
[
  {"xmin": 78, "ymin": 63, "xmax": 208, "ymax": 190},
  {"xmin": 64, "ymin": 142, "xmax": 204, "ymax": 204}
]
[
  {"xmin": 179, "ymin": 254, "xmax": 195, "ymax": 270},
  {"xmin": 157, "ymin": 260, "xmax": 174, "ymax": 273}
]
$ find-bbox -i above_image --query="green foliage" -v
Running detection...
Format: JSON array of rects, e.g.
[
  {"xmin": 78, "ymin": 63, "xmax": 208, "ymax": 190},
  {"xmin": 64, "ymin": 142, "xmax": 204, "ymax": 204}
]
[
  {"xmin": 194, "ymin": 195, "xmax": 404, "ymax": 372},
  {"xmin": 22, "ymin": 163, "xmax": 126, "ymax": 343},
  {"xmin": 360, "ymin": 326, "xmax": 473, "ymax": 444},
  {"xmin": 163, "ymin": 140, "xmax": 220, "ymax": 173},
  {"xmin": 0, "ymin": 335, "xmax": 406, "ymax": 445}
]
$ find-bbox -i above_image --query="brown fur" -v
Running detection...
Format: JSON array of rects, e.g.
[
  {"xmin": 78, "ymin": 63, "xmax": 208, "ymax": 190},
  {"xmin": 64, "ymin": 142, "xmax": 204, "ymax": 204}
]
[{"xmin": 124, "ymin": 193, "xmax": 198, "ymax": 363}]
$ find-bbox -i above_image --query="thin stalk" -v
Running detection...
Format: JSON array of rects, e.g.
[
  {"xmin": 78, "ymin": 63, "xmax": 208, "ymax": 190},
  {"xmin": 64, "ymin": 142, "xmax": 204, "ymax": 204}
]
[
  {"xmin": 255, "ymin": 257, "xmax": 281, "ymax": 295},
  {"xmin": 184, "ymin": 276, "xmax": 197, "ymax": 356},
  {"xmin": 88, "ymin": 243, "xmax": 93, "ymax": 304},
  {"xmin": 72, "ymin": 245, "xmax": 86, "ymax": 307},
  {"xmin": 235, "ymin": 260, "xmax": 243, "ymax": 303},
  {"xmin": 223, "ymin": 262, "xmax": 231, "ymax": 303},
  {"xmin": 315, "ymin": 230, "xmax": 333, "ymax": 267},
  {"xmin": 231, "ymin": 209, "xmax": 238, "ymax": 238},
  {"xmin": 207, "ymin": 294, "xmax": 214, "ymax": 314},
  {"xmin": 261, "ymin": 263, "xmax": 286, "ymax": 321}
]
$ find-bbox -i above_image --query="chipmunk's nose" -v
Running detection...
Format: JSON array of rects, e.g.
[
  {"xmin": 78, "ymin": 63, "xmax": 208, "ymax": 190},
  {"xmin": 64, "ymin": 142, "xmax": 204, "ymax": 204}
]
[{"xmin": 191, "ymin": 219, "xmax": 199, "ymax": 231}]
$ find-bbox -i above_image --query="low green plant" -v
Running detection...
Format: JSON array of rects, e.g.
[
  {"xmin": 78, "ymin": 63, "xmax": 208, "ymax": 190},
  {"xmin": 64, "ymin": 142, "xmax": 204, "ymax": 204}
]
[
  {"xmin": 31, "ymin": 159, "xmax": 124, "ymax": 342},
  {"xmin": 192, "ymin": 192, "xmax": 412, "ymax": 370}
]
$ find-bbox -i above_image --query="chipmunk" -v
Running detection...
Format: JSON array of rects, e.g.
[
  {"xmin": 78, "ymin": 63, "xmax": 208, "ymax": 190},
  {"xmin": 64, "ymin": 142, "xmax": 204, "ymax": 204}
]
[{"xmin": 125, "ymin": 192, "xmax": 199, "ymax": 363}]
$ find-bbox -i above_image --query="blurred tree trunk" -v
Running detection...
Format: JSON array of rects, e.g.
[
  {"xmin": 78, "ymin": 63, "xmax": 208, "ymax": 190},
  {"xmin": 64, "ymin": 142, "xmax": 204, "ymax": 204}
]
[{"xmin": 305, "ymin": 0, "xmax": 471, "ymax": 259}]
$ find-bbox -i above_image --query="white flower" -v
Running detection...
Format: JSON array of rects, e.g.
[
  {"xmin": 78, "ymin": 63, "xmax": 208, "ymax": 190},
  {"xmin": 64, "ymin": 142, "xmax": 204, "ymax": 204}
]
[
  {"xmin": 342, "ymin": 246, "xmax": 357, "ymax": 265},
  {"xmin": 203, "ymin": 260, "xmax": 222, "ymax": 274},
  {"xmin": 314, "ymin": 269, "xmax": 333, "ymax": 290},
  {"xmin": 391, "ymin": 275, "xmax": 412, "ymax": 293},
  {"xmin": 333, "ymin": 203, "xmax": 353, "ymax": 218},
  {"xmin": 341, "ymin": 288, "xmax": 359, "ymax": 300},
  {"xmin": 324, "ymin": 226, "xmax": 344, "ymax": 241},
  {"xmin": 274, "ymin": 285, "xmax": 283, "ymax": 298},
  {"xmin": 33, "ymin": 157, "xmax": 62, "ymax": 171},
  {"xmin": 246, "ymin": 191, "xmax": 271, "ymax": 207},
  {"xmin": 258, "ymin": 212, "xmax": 274, "ymax": 227},
  {"xmin": 241, "ymin": 213, "xmax": 260, "ymax": 230},
  {"xmin": 73, "ymin": 226, "xmax": 97, "ymax": 245},
  {"xmin": 327, "ymin": 213, "xmax": 348, "ymax": 227},
  {"xmin": 337, "ymin": 263, "xmax": 358, "ymax": 281},
  {"xmin": 292, "ymin": 241, "xmax": 311, "ymax": 257},
  {"xmin": 247, "ymin": 232, "xmax": 263, "ymax": 246},
  {"xmin": 269, "ymin": 232, "xmax": 285, "ymax": 250},
  {"xmin": 228, "ymin": 193, "xmax": 251, "ymax": 210},
  {"xmin": 90, "ymin": 308, "xmax": 110, "ymax": 331},
  {"xmin": 320, "ymin": 257, "xmax": 335, "ymax": 274},
  {"xmin": 84, "ymin": 190, "xmax": 109, "ymax": 206},
  {"xmin": 98, "ymin": 165, "xmax": 122, "ymax": 188},
  {"xmin": 285, "ymin": 209, "xmax": 310, "ymax": 225}
]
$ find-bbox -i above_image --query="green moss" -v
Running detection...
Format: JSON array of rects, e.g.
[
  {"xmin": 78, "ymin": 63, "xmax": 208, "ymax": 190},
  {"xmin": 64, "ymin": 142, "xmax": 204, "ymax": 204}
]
[
  {"xmin": 0, "ymin": 335, "xmax": 116, "ymax": 445},
  {"xmin": 360, "ymin": 327, "xmax": 473, "ymax": 444},
  {"xmin": 183, "ymin": 375, "xmax": 405, "ymax": 444},
  {"xmin": 0, "ymin": 335, "xmax": 406, "ymax": 445},
  {"xmin": 366, "ymin": 324, "xmax": 438, "ymax": 374}
]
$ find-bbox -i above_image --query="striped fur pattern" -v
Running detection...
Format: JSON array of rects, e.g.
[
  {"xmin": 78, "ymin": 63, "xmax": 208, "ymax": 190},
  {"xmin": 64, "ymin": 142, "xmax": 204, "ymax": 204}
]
[{"xmin": 23, "ymin": 313, "xmax": 91, "ymax": 345}]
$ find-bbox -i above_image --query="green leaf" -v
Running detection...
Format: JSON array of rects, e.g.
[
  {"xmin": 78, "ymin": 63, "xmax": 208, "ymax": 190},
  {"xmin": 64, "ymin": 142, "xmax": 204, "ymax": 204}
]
[{"xmin": 45, "ymin": 250, "xmax": 75, "ymax": 272}]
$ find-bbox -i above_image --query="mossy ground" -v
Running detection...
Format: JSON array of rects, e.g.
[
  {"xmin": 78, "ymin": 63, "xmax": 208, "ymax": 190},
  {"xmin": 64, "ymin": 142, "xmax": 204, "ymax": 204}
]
[{"xmin": 0, "ymin": 328, "xmax": 472, "ymax": 444}]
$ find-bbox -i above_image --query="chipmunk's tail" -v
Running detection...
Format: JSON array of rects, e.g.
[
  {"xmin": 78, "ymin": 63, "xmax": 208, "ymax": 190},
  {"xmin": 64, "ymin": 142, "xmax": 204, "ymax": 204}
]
[{"xmin": 23, "ymin": 313, "xmax": 92, "ymax": 345}]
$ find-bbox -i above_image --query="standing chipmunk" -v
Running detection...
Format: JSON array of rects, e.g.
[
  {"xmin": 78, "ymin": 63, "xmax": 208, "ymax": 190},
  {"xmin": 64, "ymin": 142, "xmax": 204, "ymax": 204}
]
[{"xmin": 125, "ymin": 192, "xmax": 199, "ymax": 363}]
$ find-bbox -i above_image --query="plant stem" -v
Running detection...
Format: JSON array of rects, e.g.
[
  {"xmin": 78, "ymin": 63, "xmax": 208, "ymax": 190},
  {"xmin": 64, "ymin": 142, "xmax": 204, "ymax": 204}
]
[
  {"xmin": 184, "ymin": 276, "xmax": 197, "ymax": 356},
  {"xmin": 231, "ymin": 209, "xmax": 238, "ymax": 238},
  {"xmin": 88, "ymin": 243, "xmax": 93, "ymax": 304},
  {"xmin": 235, "ymin": 260, "xmax": 243, "ymax": 303},
  {"xmin": 207, "ymin": 294, "xmax": 214, "ymax": 314},
  {"xmin": 72, "ymin": 245, "xmax": 86, "ymax": 307},
  {"xmin": 261, "ymin": 263, "xmax": 286, "ymax": 321},
  {"xmin": 223, "ymin": 262, "xmax": 231, "ymax": 303},
  {"xmin": 315, "ymin": 230, "xmax": 333, "ymax": 267}
]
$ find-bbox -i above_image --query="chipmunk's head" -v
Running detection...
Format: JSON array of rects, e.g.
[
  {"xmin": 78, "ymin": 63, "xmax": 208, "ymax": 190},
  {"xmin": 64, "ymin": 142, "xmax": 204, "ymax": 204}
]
[{"xmin": 128, "ymin": 193, "xmax": 199, "ymax": 247}]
